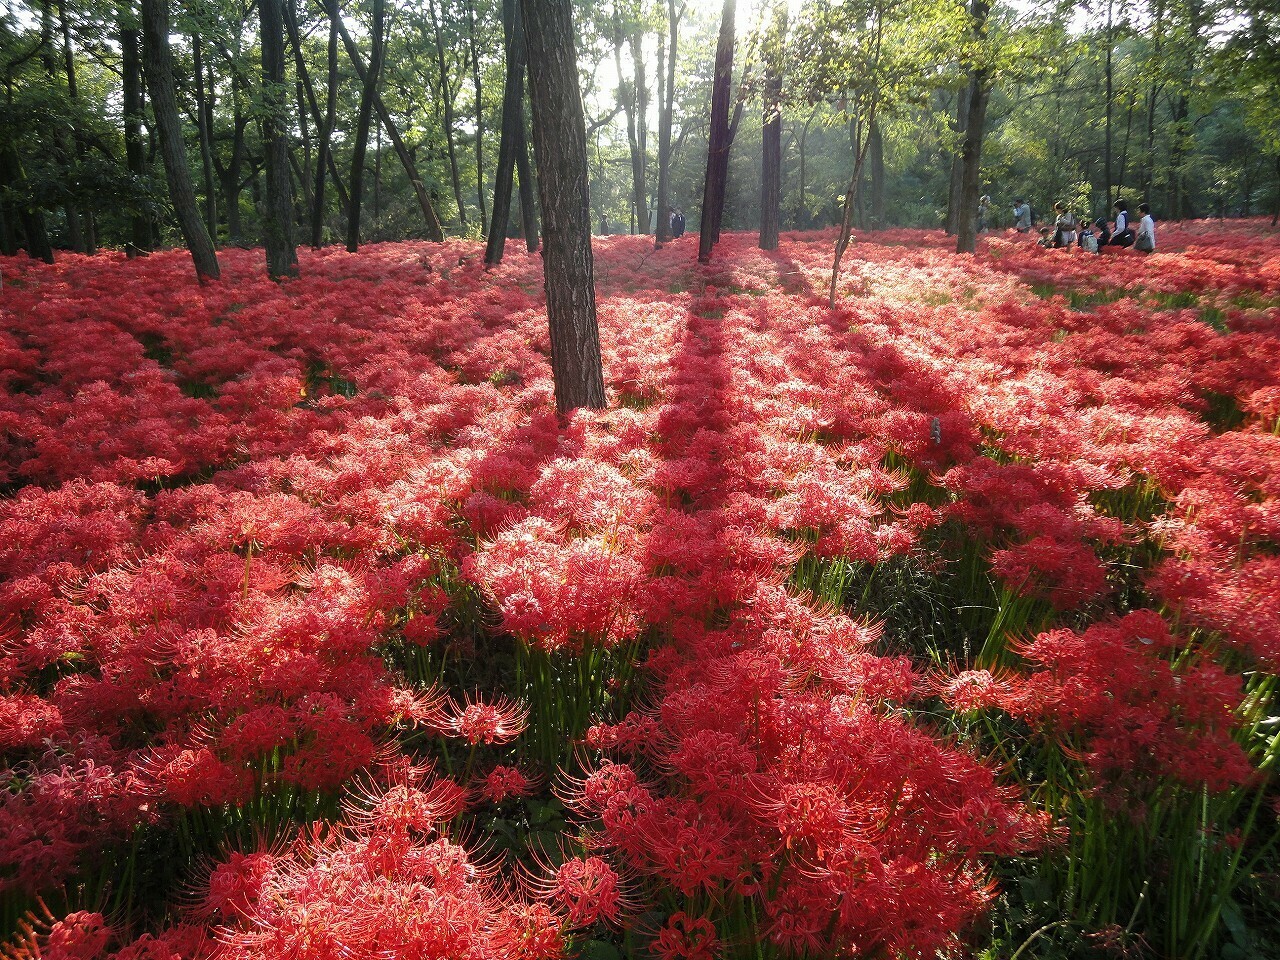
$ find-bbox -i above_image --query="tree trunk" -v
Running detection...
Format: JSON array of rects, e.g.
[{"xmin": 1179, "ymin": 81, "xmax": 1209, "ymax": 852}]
[
  {"xmin": 430, "ymin": 0, "xmax": 468, "ymax": 227},
  {"xmin": 945, "ymin": 91, "xmax": 970, "ymax": 234},
  {"xmin": 260, "ymin": 0, "xmax": 299, "ymax": 277},
  {"xmin": 868, "ymin": 119, "xmax": 885, "ymax": 228},
  {"xmin": 466, "ymin": 0, "xmax": 488, "ymax": 233},
  {"xmin": 955, "ymin": 0, "xmax": 991, "ymax": 255},
  {"xmin": 331, "ymin": 9, "xmax": 444, "ymax": 240},
  {"xmin": 140, "ymin": 0, "xmax": 220, "ymax": 281},
  {"xmin": 0, "ymin": 145, "xmax": 54, "ymax": 262},
  {"xmin": 192, "ymin": 34, "xmax": 218, "ymax": 241},
  {"xmin": 521, "ymin": 0, "xmax": 605, "ymax": 414},
  {"xmin": 615, "ymin": 22, "xmax": 649, "ymax": 234},
  {"xmin": 486, "ymin": 0, "xmax": 527, "ymax": 265},
  {"xmin": 759, "ymin": 4, "xmax": 785, "ymax": 250},
  {"xmin": 59, "ymin": 0, "xmax": 97, "ymax": 252},
  {"xmin": 698, "ymin": 0, "xmax": 736, "ymax": 263},
  {"xmin": 954, "ymin": 77, "xmax": 991, "ymax": 253},
  {"xmin": 347, "ymin": 0, "xmax": 386, "ymax": 252},
  {"xmin": 121, "ymin": 13, "xmax": 151, "ymax": 257},
  {"xmin": 655, "ymin": 0, "xmax": 680, "ymax": 245},
  {"xmin": 516, "ymin": 108, "xmax": 539, "ymax": 251},
  {"xmin": 1104, "ymin": 0, "xmax": 1113, "ymax": 204}
]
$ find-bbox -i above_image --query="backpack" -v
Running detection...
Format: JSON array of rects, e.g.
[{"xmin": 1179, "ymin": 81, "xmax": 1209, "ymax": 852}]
[{"xmin": 1082, "ymin": 233, "xmax": 1099, "ymax": 253}]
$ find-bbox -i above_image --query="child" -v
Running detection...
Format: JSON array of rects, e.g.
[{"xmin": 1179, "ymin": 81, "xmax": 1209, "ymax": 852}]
[
  {"xmin": 1093, "ymin": 217, "xmax": 1111, "ymax": 248},
  {"xmin": 1051, "ymin": 202, "xmax": 1077, "ymax": 247},
  {"xmin": 1078, "ymin": 218, "xmax": 1099, "ymax": 253}
]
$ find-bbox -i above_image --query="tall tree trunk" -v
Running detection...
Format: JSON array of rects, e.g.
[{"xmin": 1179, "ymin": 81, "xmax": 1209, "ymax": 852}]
[
  {"xmin": 140, "ymin": 0, "xmax": 220, "ymax": 281},
  {"xmin": 614, "ymin": 21, "xmax": 649, "ymax": 234},
  {"xmin": 698, "ymin": 0, "xmax": 736, "ymax": 263},
  {"xmin": 347, "ymin": 0, "xmax": 386, "ymax": 252},
  {"xmin": 655, "ymin": 0, "xmax": 681, "ymax": 245},
  {"xmin": 945, "ymin": 91, "xmax": 970, "ymax": 234},
  {"xmin": 1104, "ymin": 0, "xmax": 1113, "ymax": 204},
  {"xmin": 486, "ymin": 0, "xmax": 527, "ymax": 265},
  {"xmin": 41, "ymin": 0, "xmax": 83, "ymax": 252},
  {"xmin": 261, "ymin": 0, "xmax": 299, "ymax": 277},
  {"xmin": 59, "ymin": 0, "xmax": 96, "ymax": 251},
  {"xmin": 192, "ymin": 34, "xmax": 218, "ymax": 241},
  {"xmin": 955, "ymin": 76, "xmax": 991, "ymax": 253},
  {"xmin": 121, "ymin": 11, "xmax": 151, "ymax": 257},
  {"xmin": 516, "ymin": 108, "xmax": 539, "ymax": 251},
  {"xmin": 430, "ymin": 0, "xmax": 468, "ymax": 227},
  {"xmin": 759, "ymin": 3, "xmax": 785, "ymax": 250},
  {"xmin": 312, "ymin": 9, "xmax": 340, "ymax": 245},
  {"xmin": 868, "ymin": 118, "xmax": 885, "ymax": 228},
  {"xmin": 955, "ymin": 0, "xmax": 991, "ymax": 255},
  {"xmin": 1272, "ymin": 155, "xmax": 1279, "ymax": 228},
  {"xmin": 332, "ymin": 9, "xmax": 445, "ymax": 240},
  {"xmin": 224, "ymin": 80, "xmax": 247, "ymax": 244},
  {"xmin": 0, "ymin": 145, "xmax": 54, "ymax": 262},
  {"xmin": 521, "ymin": 0, "xmax": 605, "ymax": 414},
  {"xmin": 466, "ymin": 0, "xmax": 488, "ymax": 233}
]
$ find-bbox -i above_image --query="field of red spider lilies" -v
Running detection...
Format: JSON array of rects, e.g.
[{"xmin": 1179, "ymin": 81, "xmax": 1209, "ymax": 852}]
[{"xmin": 2, "ymin": 222, "xmax": 1279, "ymax": 960}]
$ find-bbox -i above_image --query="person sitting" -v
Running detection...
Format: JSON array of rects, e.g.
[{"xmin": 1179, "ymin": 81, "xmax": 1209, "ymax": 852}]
[
  {"xmin": 1093, "ymin": 217, "xmax": 1112, "ymax": 248},
  {"xmin": 1050, "ymin": 202, "xmax": 1077, "ymax": 248},
  {"xmin": 1134, "ymin": 202, "xmax": 1156, "ymax": 252},
  {"xmin": 1109, "ymin": 199, "xmax": 1134, "ymax": 247},
  {"xmin": 1078, "ymin": 218, "xmax": 1099, "ymax": 253}
]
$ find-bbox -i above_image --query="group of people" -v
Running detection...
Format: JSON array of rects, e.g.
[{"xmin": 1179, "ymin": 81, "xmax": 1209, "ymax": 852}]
[{"xmin": 1006, "ymin": 197, "xmax": 1156, "ymax": 253}]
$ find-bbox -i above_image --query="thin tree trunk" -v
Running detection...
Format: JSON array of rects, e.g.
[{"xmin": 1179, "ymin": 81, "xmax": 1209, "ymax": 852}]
[
  {"xmin": 331, "ymin": 7, "xmax": 445, "ymax": 240},
  {"xmin": 312, "ymin": 9, "xmax": 340, "ymax": 245},
  {"xmin": 59, "ymin": 0, "xmax": 96, "ymax": 252},
  {"xmin": 41, "ymin": 0, "xmax": 82, "ymax": 252},
  {"xmin": 655, "ymin": 0, "xmax": 681, "ymax": 245},
  {"xmin": 1104, "ymin": 0, "xmax": 1113, "ymax": 204},
  {"xmin": 521, "ymin": 0, "xmax": 605, "ymax": 413},
  {"xmin": 698, "ymin": 0, "xmax": 736, "ymax": 263},
  {"xmin": 261, "ymin": 0, "xmax": 299, "ymax": 277},
  {"xmin": 121, "ymin": 12, "xmax": 150, "ymax": 257},
  {"xmin": 759, "ymin": 3, "xmax": 785, "ymax": 250},
  {"xmin": 516, "ymin": 108, "xmax": 539, "ymax": 251},
  {"xmin": 486, "ymin": 0, "xmax": 526, "ymax": 265},
  {"xmin": 192, "ymin": 34, "xmax": 218, "ymax": 241},
  {"xmin": 1271, "ymin": 155, "xmax": 1279, "ymax": 228},
  {"xmin": 347, "ymin": 0, "xmax": 386, "ymax": 252},
  {"xmin": 429, "ymin": 0, "xmax": 468, "ymax": 227},
  {"xmin": 868, "ymin": 118, "xmax": 885, "ymax": 228},
  {"xmin": 466, "ymin": 0, "xmax": 488, "ymax": 233},
  {"xmin": 945, "ymin": 90, "xmax": 969, "ymax": 234},
  {"xmin": 140, "ymin": 0, "xmax": 220, "ymax": 281},
  {"xmin": 955, "ymin": 0, "xmax": 991, "ymax": 255}
]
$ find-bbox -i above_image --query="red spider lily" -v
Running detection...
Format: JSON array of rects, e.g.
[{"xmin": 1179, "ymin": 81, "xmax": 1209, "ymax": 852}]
[{"xmin": 442, "ymin": 693, "xmax": 529, "ymax": 746}]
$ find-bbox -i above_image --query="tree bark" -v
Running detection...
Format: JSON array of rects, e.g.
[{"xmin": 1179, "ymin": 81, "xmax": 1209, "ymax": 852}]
[
  {"xmin": 121, "ymin": 12, "xmax": 151, "ymax": 257},
  {"xmin": 759, "ymin": 3, "xmax": 785, "ymax": 250},
  {"xmin": 260, "ymin": 0, "xmax": 299, "ymax": 277},
  {"xmin": 516, "ymin": 107, "xmax": 539, "ymax": 251},
  {"xmin": 141, "ymin": 0, "xmax": 220, "ymax": 281},
  {"xmin": 520, "ymin": 0, "xmax": 605, "ymax": 414},
  {"xmin": 331, "ymin": 7, "xmax": 445, "ymax": 240},
  {"xmin": 486, "ymin": 0, "xmax": 527, "ymax": 265},
  {"xmin": 347, "ymin": 0, "xmax": 386, "ymax": 252},
  {"xmin": 192, "ymin": 34, "xmax": 218, "ymax": 241},
  {"xmin": 655, "ymin": 0, "xmax": 681, "ymax": 245},
  {"xmin": 954, "ymin": 77, "xmax": 991, "ymax": 253},
  {"xmin": 698, "ymin": 0, "xmax": 736, "ymax": 263},
  {"xmin": 955, "ymin": 0, "xmax": 991, "ymax": 255},
  {"xmin": 945, "ymin": 90, "xmax": 969, "ymax": 234},
  {"xmin": 868, "ymin": 119, "xmax": 884, "ymax": 228},
  {"xmin": 0, "ymin": 145, "xmax": 54, "ymax": 262},
  {"xmin": 429, "ymin": 0, "xmax": 469, "ymax": 227},
  {"xmin": 1104, "ymin": 0, "xmax": 1114, "ymax": 205},
  {"xmin": 466, "ymin": 0, "xmax": 489, "ymax": 233}
]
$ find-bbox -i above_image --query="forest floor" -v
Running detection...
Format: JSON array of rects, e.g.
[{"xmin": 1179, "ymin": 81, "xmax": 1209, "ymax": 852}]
[{"xmin": 2, "ymin": 222, "xmax": 1279, "ymax": 959}]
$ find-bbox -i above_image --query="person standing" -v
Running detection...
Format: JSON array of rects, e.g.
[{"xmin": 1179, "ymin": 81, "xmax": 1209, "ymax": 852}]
[
  {"xmin": 977, "ymin": 195, "xmax": 991, "ymax": 233},
  {"xmin": 1051, "ymin": 202, "xmax": 1077, "ymax": 247},
  {"xmin": 1134, "ymin": 202, "xmax": 1156, "ymax": 252},
  {"xmin": 1013, "ymin": 198, "xmax": 1032, "ymax": 233}
]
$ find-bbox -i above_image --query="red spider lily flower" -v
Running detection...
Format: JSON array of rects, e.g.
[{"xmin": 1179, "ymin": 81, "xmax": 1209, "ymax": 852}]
[{"xmin": 443, "ymin": 693, "xmax": 529, "ymax": 746}]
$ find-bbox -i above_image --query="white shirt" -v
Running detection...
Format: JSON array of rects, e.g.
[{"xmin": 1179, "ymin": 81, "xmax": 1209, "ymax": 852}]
[{"xmin": 1137, "ymin": 214, "xmax": 1155, "ymax": 248}]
